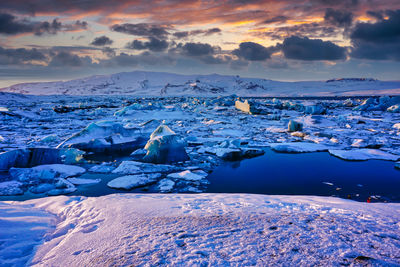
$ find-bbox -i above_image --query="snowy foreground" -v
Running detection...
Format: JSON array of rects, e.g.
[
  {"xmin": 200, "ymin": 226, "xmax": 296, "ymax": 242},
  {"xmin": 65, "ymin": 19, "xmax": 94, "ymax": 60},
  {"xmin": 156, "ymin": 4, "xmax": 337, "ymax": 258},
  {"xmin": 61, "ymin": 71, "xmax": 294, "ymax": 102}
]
[{"xmin": 2, "ymin": 193, "xmax": 400, "ymax": 266}]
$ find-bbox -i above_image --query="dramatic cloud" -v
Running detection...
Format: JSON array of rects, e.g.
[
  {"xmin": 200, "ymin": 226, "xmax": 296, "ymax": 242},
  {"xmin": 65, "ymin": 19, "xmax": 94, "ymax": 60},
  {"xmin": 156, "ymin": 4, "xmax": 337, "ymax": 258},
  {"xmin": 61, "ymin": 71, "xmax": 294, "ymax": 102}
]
[
  {"xmin": 126, "ymin": 37, "xmax": 169, "ymax": 52},
  {"xmin": 49, "ymin": 51, "xmax": 92, "ymax": 67},
  {"xmin": 0, "ymin": 13, "xmax": 33, "ymax": 34},
  {"xmin": 180, "ymin": 42, "xmax": 216, "ymax": 57},
  {"xmin": 232, "ymin": 42, "xmax": 274, "ymax": 61},
  {"xmin": 0, "ymin": 46, "xmax": 46, "ymax": 64},
  {"xmin": 0, "ymin": 13, "xmax": 87, "ymax": 36},
  {"xmin": 255, "ymin": 23, "xmax": 340, "ymax": 40},
  {"xmin": 90, "ymin": 36, "xmax": 113, "ymax": 46},
  {"xmin": 280, "ymin": 36, "xmax": 347, "ymax": 61},
  {"xmin": 324, "ymin": 8, "xmax": 353, "ymax": 27},
  {"xmin": 111, "ymin": 23, "xmax": 170, "ymax": 39},
  {"xmin": 350, "ymin": 10, "xmax": 400, "ymax": 61},
  {"xmin": 173, "ymin": 28, "xmax": 221, "ymax": 39}
]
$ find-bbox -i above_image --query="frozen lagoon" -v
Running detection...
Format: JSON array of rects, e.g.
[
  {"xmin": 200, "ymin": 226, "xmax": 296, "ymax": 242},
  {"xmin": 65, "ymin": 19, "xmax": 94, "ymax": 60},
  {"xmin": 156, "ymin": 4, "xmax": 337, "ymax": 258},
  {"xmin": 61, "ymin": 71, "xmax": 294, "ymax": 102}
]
[
  {"xmin": 1, "ymin": 94, "xmax": 400, "ymax": 201},
  {"xmin": 1, "ymin": 92, "xmax": 400, "ymax": 265},
  {"xmin": 2, "ymin": 148, "xmax": 400, "ymax": 203}
]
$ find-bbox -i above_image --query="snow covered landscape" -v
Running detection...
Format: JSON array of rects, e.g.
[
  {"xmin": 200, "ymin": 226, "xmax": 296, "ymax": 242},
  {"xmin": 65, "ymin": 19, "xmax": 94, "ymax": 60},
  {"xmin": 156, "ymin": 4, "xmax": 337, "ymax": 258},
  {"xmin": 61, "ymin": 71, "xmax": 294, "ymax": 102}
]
[{"xmin": 1, "ymin": 71, "xmax": 400, "ymax": 265}]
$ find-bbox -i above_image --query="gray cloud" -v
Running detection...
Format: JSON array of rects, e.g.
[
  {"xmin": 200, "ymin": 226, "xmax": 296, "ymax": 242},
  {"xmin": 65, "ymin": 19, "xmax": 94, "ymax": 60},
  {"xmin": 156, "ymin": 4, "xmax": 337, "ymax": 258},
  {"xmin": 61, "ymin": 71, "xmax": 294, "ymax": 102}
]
[
  {"xmin": 91, "ymin": 36, "xmax": 113, "ymax": 46},
  {"xmin": 280, "ymin": 36, "xmax": 347, "ymax": 60},
  {"xmin": 179, "ymin": 42, "xmax": 216, "ymax": 56},
  {"xmin": 173, "ymin": 28, "xmax": 221, "ymax": 39},
  {"xmin": 126, "ymin": 37, "xmax": 169, "ymax": 52},
  {"xmin": 49, "ymin": 51, "xmax": 92, "ymax": 67},
  {"xmin": 0, "ymin": 46, "xmax": 46, "ymax": 65},
  {"xmin": 232, "ymin": 42, "xmax": 275, "ymax": 61},
  {"xmin": 350, "ymin": 10, "xmax": 400, "ymax": 61},
  {"xmin": 0, "ymin": 13, "xmax": 87, "ymax": 36},
  {"xmin": 111, "ymin": 23, "xmax": 170, "ymax": 39},
  {"xmin": 324, "ymin": 8, "xmax": 353, "ymax": 27}
]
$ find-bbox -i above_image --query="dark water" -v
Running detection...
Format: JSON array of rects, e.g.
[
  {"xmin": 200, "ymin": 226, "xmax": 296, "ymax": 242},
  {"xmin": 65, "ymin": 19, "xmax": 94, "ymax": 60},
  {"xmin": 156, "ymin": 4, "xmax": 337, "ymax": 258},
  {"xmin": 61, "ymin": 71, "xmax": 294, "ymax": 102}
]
[
  {"xmin": 206, "ymin": 148, "xmax": 400, "ymax": 202},
  {"xmin": 2, "ymin": 148, "xmax": 400, "ymax": 202}
]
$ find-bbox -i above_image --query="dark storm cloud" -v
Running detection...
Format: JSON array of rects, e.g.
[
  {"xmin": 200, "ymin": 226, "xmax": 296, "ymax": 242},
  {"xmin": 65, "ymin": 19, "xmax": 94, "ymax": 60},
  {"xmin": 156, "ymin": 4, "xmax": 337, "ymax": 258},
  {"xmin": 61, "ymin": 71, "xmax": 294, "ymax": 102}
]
[
  {"xmin": 179, "ymin": 42, "xmax": 216, "ymax": 56},
  {"xmin": 49, "ymin": 51, "xmax": 92, "ymax": 67},
  {"xmin": 0, "ymin": 13, "xmax": 33, "ymax": 34},
  {"xmin": 0, "ymin": 46, "xmax": 46, "ymax": 64},
  {"xmin": 324, "ymin": 8, "xmax": 353, "ymax": 27},
  {"xmin": 280, "ymin": 36, "xmax": 347, "ymax": 60},
  {"xmin": 0, "ymin": 12, "xmax": 87, "ymax": 35},
  {"xmin": 111, "ymin": 23, "xmax": 170, "ymax": 39},
  {"xmin": 350, "ymin": 10, "xmax": 400, "ymax": 61},
  {"xmin": 90, "ymin": 36, "xmax": 113, "ymax": 46},
  {"xmin": 172, "ymin": 28, "xmax": 221, "ymax": 39},
  {"xmin": 232, "ymin": 42, "xmax": 274, "ymax": 61},
  {"xmin": 126, "ymin": 37, "xmax": 169, "ymax": 52}
]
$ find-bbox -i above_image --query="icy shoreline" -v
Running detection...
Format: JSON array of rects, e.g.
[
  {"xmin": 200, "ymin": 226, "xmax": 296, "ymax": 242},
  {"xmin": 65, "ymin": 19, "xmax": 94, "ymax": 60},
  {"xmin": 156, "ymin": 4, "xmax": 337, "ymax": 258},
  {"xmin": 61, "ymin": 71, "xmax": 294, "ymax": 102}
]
[{"xmin": 1, "ymin": 193, "xmax": 400, "ymax": 266}]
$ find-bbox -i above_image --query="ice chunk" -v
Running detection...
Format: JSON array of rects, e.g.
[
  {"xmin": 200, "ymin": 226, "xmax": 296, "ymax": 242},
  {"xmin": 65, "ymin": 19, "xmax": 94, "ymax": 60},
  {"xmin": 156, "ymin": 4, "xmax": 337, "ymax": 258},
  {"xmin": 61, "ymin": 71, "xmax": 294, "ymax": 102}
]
[
  {"xmin": 47, "ymin": 178, "xmax": 77, "ymax": 195},
  {"xmin": 88, "ymin": 163, "xmax": 116, "ymax": 173},
  {"xmin": 40, "ymin": 134, "xmax": 57, "ymax": 143},
  {"xmin": 29, "ymin": 183, "xmax": 56, "ymax": 194},
  {"xmin": 67, "ymin": 178, "xmax": 101, "ymax": 185},
  {"xmin": 143, "ymin": 125, "xmax": 189, "ymax": 164},
  {"xmin": 235, "ymin": 99, "xmax": 268, "ymax": 115},
  {"xmin": 107, "ymin": 173, "xmax": 161, "ymax": 189},
  {"xmin": 270, "ymin": 142, "xmax": 330, "ymax": 153},
  {"xmin": 329, "ymin": 149, "xmax": 399, "ymax": 161},
  {"xmin": 57, "ymin": 120, "xmax": 146, "ymax": 153},
  {"xmin": 167, "ymin": 170, "xmax": 207, "ymax": 181},
  {"xmin": 112, "ymin": 160, "xmax": 178, "ymax": 175},
  {"xmin": 0, "ymin": 181, "xmax": 24, "ymax": 196},
  {"xmin": 287, "ymin": 120, "xmax": 303, "ymax": 132},
  {"xmin": 0, "ymin": 148, "xmax": 84, "ymax": 171},
  {"xmin": 304, "ymin": 104, "xmax": 326, "ymax": 115},
  {"xmin": 9, "ymin": 164, "xmax": 86, "ymax": 183},
  {"xmin": 157, "ymin": 179, "xmax": 175, "ymax": 192}
]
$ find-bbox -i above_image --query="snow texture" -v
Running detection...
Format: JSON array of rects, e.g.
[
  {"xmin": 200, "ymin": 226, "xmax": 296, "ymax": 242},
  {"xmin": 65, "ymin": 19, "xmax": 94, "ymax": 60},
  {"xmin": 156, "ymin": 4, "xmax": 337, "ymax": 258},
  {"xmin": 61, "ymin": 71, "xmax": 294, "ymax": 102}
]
[{"xmin": 1, "ymin": 194, "xmax": 399, "ymax": 266}]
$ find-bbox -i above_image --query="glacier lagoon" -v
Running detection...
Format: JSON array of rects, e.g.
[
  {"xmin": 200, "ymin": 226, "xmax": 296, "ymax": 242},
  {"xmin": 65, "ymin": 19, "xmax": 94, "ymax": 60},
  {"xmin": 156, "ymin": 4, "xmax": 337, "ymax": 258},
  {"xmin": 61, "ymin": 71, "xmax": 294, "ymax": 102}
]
[{"xmin": 2, "ymin": 148, "xmax": 400, "ymax": 202}]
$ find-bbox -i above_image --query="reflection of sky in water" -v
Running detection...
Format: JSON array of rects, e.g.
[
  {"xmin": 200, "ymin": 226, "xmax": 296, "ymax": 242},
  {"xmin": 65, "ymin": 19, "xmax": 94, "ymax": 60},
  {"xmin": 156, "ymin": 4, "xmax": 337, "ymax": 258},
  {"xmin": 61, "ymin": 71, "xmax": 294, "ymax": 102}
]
[{"xmin": 207, "ymin": 148, "xmax": 400, "ymax": 203}]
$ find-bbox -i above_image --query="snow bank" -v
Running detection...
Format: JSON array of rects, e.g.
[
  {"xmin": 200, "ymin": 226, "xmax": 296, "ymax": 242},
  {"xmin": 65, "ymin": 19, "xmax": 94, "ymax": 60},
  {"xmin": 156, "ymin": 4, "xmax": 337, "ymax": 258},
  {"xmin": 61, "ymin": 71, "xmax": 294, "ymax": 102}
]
[{"xmin": 2, "ymin": 194, "xmax": 400, "ymax": 266}]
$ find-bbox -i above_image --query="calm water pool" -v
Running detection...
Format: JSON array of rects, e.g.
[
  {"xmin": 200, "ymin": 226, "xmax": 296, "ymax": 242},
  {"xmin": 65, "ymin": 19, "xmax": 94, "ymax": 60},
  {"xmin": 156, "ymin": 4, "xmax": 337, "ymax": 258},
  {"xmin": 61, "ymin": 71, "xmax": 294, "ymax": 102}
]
[
  {"xmin": 2, "ymin": 148, "xmax": 400, "ymax": 202},
  {"xmin": 206, "ymin": 148, "xmax": 400, "ymax": 202}
]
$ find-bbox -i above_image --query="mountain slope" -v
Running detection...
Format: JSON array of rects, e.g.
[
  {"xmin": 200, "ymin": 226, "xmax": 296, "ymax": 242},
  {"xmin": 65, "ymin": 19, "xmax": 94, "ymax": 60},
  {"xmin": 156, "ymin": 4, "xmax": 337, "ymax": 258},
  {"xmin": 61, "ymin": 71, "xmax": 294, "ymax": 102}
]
[{"xmin": 1, "ymin": 71, "xmax": 400, "ymax": 96}]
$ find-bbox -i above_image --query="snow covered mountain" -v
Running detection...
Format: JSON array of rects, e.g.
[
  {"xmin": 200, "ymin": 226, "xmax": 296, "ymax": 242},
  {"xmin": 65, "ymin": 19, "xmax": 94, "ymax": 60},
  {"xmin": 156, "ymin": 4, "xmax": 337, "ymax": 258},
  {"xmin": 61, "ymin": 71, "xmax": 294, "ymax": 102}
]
[{"xmin": 1, "ymin": 71, "xmax": 400, "ymax": 96}]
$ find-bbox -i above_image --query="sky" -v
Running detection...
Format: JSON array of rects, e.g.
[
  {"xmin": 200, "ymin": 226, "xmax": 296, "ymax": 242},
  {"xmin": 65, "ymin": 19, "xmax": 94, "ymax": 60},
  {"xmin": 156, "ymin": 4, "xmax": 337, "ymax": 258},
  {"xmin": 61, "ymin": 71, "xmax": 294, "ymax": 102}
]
[{"xmin": 0, "ymin": 0, "xmax": 400, "ymax": 87}]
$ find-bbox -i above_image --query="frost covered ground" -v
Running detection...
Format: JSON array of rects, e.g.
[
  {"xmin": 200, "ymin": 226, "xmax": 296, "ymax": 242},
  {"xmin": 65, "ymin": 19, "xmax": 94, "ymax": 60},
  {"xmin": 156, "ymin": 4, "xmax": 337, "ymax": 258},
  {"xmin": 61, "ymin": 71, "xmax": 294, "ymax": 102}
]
[{"xmin": 1, "ymin": 194, "xmax": 400, "ymax": 266}]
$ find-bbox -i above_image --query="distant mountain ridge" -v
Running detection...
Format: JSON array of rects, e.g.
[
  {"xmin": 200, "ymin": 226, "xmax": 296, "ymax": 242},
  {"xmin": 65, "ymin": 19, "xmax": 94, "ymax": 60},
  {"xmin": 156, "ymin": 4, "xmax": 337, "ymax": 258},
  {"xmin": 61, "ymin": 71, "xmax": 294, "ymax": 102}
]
[{"xmin": 1, "ymin": 71, "xmax": 400, "ymax": 97}]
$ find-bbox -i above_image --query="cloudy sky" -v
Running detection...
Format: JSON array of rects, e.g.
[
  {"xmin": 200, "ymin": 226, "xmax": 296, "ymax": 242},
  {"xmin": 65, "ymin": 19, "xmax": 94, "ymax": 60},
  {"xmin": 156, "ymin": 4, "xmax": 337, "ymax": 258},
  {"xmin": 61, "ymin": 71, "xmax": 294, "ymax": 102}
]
[{"xmin": 1, "ymin": 0, "xmax": 400, "ymax": 87}]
